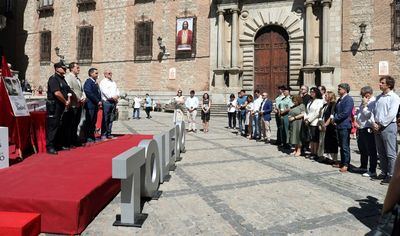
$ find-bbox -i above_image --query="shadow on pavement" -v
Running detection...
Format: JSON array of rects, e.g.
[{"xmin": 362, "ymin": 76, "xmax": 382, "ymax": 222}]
[{"xmin": 348, "ymin": 196, "xmax": 382, "ymax": 230}]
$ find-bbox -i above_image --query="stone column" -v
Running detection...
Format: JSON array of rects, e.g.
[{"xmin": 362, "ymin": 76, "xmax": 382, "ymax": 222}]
[
  {"xmin": 231, "ymin": 8, "xmax": 239, "ymax": 69},
  {"xmin": 322, "ymin": 0, "xmax": 331, "ymax": 65},
  {"xmin": 305, "ymin": 0, "xmax": 314, "ymax": 66},
  {"xmin": 302, "ymin": 67, "xmax": 316, "ymax": 87},
  {"xmin": 217, "ymin": 9, "xmax": 225, "ymax": 69}
]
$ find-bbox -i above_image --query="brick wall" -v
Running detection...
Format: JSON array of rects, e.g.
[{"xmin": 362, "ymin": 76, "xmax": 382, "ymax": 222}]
[
  {"xmin": 342, "ymin": 0, "xmax": 399, "ymax": 94},
  {"xmin": 23, "ymin": 0, "xmax": 210, "ymax": 95}
]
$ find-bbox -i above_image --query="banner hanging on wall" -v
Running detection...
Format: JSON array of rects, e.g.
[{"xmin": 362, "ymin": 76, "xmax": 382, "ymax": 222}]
[{"xmin": 2, "ymin": 76, "xmax": 29, "ymax": 117}]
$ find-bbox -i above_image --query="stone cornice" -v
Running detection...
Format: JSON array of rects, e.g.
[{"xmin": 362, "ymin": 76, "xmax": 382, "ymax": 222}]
[
  {"xmin": 319, "ymin": 65, "xmax": 335, "ymax": 72},
  {"xmin": 304, "ymin": 0, "xmax": 315, "ymax": 7},
  {"xmin": 322, "ymin": 0, "xmax": 332, "ymax": 7}
]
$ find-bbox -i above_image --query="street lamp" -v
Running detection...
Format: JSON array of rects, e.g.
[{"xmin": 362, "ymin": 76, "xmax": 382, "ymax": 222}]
[
  {"xmin": 0, "ymin": 15, "xmax": 7, "ymax": 30},
  {"xmin": 54, "ymin": 46, "xmax": 65, "ymax": 62},
  {"xmin": 157, "ymin": 37, "xmax": 170, "ymax": 59},
  {"xmin": 350, "ymin": 23, "xmax": 367, "ymax": 54},
  {"xmin": 359, "ymin": 23, "xmax": 367, "ymax": 35}
]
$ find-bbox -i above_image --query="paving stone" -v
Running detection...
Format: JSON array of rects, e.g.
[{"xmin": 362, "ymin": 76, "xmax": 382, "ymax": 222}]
[{"xmin": 41, "ymin": 112, "xmax": 388, "ymax": 235}]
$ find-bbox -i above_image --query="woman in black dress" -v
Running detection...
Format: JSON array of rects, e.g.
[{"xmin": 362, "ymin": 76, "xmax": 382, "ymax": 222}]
[
  {"xmin": 201, "ymin": 93, "xmax": 211, "ymax": 133},
  {"xmin": 322, "ymin": 91, "xmax": 339, "ymax": 164}
]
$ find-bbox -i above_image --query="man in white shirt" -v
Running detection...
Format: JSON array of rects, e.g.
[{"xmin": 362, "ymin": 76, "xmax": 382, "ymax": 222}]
[
  {"xmin": 355, "ymin": 86, "xmax": 377, "ymax": 177},
  {"xmin": 252, "ymin": 89, "xmax": 263, "ymax": 139},
  {"xmin": 133, "ymin": 95, "xmax": 142, "ymax": 119},
  {"xmin": 372, "ymin": 76, "xmax": 400, "ymax": 184},
  {"xmin": 99, "ymin": 70, "xmax": 120, "ymax": 139},
  {"xmin": 185, "ymin": 90, "xmax": 199, "ymax": 132}
]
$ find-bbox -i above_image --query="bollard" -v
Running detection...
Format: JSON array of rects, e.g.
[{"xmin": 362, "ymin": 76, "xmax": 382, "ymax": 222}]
[
  {"xmin": 112, "ymin": 147, "xmax": 147, "ymax": 227},
  {"xmin": 138, "ymin": 139, "xmax": 161, "ymax": 199}
]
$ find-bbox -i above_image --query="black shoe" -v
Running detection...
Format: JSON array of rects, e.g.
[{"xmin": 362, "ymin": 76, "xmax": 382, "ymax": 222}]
[
  {"xmin": 47, "ymin": 148, "xmax": 58, "ymax": 155},
  {"xmin": 380, "ymin": 177, "xmax": 391, "ymax": 185},
  {"xmin": 372, "ymin": 173, "xmax": 387, "ymax": 180}
]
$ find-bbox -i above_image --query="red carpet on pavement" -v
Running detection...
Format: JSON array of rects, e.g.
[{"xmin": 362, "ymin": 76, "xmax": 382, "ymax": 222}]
[{"xmin": 0, "ymin": 134, "xmax": 153, "ymax": 235}]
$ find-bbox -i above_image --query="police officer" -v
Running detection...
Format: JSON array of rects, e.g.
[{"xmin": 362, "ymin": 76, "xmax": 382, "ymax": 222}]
[{"xmin": 46, "ymin": 61, "xmax": 74, "ymax": 155}]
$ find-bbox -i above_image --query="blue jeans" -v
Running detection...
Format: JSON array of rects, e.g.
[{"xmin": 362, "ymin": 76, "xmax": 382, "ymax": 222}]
[
  {"xmin": 238, "ymin": 110, "xmax": 246, "ymax": 134},
  {"xmin": 133, "ymin": 108, "xmax": 140, "ymax": 118},
  {"xmin": 337, "ymin": 128, "xmax": 351, "ymax": 167},
  {"xmin": 252, "ymin": 113, "xmax": 260, "ymax": 138}
]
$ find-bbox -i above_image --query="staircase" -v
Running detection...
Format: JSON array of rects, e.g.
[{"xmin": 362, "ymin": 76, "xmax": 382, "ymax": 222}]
[{"xmin": 210, "ymin": 104, "xmax": 229, "ymax": 117}]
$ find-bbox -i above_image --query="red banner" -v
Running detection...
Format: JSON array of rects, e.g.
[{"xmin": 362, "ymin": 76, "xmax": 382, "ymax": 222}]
[
  {"xmin": 0, "ymin": 55, "xmax": 33, "ymax": 158},
  {"xmin": 0, "ymin": 56, "xmax": 14, "ymax": 139}
]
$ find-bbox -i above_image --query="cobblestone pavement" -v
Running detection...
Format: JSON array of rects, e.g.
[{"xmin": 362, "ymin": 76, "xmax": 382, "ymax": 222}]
[{"xmin": 52, "ymin": 112, "xmax": 389, "ymax": 235}]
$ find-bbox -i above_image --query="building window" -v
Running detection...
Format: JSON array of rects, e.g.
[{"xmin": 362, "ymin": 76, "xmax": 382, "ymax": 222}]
[
  {"xmin": 40, "ymin": 31, "xmax": 51, "ymax": 62},
  {"xmin": 77, "ymin": 26, "xmax": 93, "ymax": 62},
  {"xmin": 37, "ymin": 0, "xmax": 53, "ymax": 8},
  {"xmin": 77, "ymin": 0, "xmax": 96, "ymax": 11},
  {"xmin": 393, "ymin": 0, "xmax": 400, "ymax": 47},
  {"xmin": 37, "ymin": 0, "xmax": 54, "ymax": 15},
  {"xmin": 135, "ymin": 21, "xmax": 153, "ymax": 60}
]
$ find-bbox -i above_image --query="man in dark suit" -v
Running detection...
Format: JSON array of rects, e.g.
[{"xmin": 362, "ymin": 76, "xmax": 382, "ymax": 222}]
[
  {"xmin": 260, "ymin": 92, "xmax": 273, "ymax": 143},
  {"xmin": 333, "ymin": 83, "xmax": 354, "ymax": 172},
  {"xmin": 83, "ymin": 68, "xmax": 102, "ymax": 143}
]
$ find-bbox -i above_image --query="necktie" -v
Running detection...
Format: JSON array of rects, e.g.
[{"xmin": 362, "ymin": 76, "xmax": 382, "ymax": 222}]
[{"xmin": 260, "ymin": 99, "xmax": 265, "ymax": 111}]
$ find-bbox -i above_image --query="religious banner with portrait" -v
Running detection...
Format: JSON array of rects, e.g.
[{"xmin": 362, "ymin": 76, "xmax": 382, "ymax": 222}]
[
  {"xmin": 2, "ymin": 76, "xmax": 29, "ymax": 117},
  {"xmin": 176, "ymin": 17, "xmax": 196, "ymax": 53}
]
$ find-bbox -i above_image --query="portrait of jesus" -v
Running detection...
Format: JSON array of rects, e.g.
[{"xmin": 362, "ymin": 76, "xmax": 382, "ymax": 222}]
[{"xmin": 176, "ymin": 18, "xmax": 194, "ymax": 51}]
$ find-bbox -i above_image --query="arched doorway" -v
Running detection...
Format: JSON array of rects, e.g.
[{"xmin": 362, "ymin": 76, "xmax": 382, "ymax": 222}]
[{"xmin": 254, "ymin": 26, "xmax": 289, "ymax": 99}]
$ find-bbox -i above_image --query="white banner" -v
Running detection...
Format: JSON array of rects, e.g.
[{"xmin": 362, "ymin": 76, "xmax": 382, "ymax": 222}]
[
  {"xmin": 2, "ymin": 76, "xmax": 29, "ymax": 116},
  {"xmin": 0, "ymin": 127, "xmax": 9, "ymax": 169}
]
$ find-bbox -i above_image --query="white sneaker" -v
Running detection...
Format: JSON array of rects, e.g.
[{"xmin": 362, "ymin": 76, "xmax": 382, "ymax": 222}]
[{"xmin": 362, "ymin": 171, "xmax": 377, "ymax": 177}]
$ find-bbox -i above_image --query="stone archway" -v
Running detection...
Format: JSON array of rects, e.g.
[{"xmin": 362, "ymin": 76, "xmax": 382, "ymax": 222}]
[{"xmin": 239, "ymin": 9, "xmax": 304, "ymax": 94}]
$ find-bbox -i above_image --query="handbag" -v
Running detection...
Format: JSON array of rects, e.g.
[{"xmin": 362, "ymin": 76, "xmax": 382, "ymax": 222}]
[{"xmin": 367, "ymin": 204, "xmax": 400, "ymax": 236}]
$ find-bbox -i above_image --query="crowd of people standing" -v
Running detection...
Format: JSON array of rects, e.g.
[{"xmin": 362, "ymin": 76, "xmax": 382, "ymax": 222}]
[
  {"xmin": 45, "ymin": 61, "xmax": 120, "ymax": 155},
  {"xmin": 226, "ymin": 77, "xmax": 400, "ymax": 184}
]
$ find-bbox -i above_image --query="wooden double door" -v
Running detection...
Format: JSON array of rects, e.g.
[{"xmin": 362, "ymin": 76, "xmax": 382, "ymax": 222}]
[{"xmin": 254, "ymin": 26, "xmax": 289, "ymax": 100}]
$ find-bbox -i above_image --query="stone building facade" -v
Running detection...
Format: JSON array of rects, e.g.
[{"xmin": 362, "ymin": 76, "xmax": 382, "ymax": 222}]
[
  {"xmin": 5, "ymin": 0, "xmax": 399, "ymax": 104},
  {"xmin": 342, "ymin": 0, "xmax": 400, "ymax": 94},
  {"xmin": 22, "ymin": 0, "xmax": 210, "ymax": 98},
  {"xmin": 209, "ymin": 0, "xmax": 342, "ymax": 102}
]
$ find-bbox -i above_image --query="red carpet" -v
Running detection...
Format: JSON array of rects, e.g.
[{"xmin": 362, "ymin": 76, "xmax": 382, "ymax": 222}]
[
  {"xmin": 0, "ymin": 134, "xmax": 153, "ymax": 235},
  {"xmin": 0, "ymin": 211, "xmax": 41, "ymax": 236}
]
